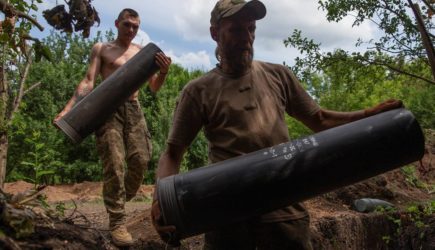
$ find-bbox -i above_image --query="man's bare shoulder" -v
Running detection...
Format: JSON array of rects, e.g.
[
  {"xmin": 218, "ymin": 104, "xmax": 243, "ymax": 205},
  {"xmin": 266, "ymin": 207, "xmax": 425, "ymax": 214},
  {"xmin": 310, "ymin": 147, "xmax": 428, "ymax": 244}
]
[
  {"xmin": 89, "ymin": 42, "xmax": 106, "ymax": 57},
  {"xmin": 91, "ymin": 42, "xmax": 105, "ymax": 49},
  {"xmin": 99, "ymin": 41, "xmax": 141, "ymax": 53},
  {"xmin": 96, "ymin": 41, "xmax": 121, "ymax": 56},
  {"xmin": 91, "ymin": 42, "xmax": 116, "ymax": 52},
  {"xmin": 95, "ymin": 41, "xmax": 116, "ymax": 50}
]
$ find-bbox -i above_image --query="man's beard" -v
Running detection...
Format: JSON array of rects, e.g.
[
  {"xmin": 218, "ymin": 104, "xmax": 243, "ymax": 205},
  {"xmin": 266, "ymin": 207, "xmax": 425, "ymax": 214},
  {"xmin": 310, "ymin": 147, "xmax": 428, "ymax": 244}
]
[{"xmin": 221, "ymin": 46, "xmax": 254, "ymax": 75}]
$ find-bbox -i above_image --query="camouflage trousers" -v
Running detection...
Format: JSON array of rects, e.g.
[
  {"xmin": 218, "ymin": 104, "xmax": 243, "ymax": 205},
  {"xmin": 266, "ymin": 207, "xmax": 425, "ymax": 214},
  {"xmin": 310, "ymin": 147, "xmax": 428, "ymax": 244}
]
[
  {"xmin": 95, "ymin": 100, "xmax": 152, "ymax": 230},
  {"xmin": 203, "ymin": 216, "xmax": 313, "ymax": 250}
]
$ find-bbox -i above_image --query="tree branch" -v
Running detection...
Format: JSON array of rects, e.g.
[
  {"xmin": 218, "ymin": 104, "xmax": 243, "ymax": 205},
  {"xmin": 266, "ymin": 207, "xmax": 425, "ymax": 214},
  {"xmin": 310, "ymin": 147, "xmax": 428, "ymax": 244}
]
[
  {"xmin": 23, "ymin": 82, "xmax": 41, "ymax": 96},
  {"xmin": 7, "ymin": 57, "xmax": 32, "ymax": 124},
  {"xmin": 384, "ymin": 63, "xmax": 435, "ymax": 84},
  {"xmin": 0, "ymin": 0, "xmax": 44, "ymax": 31},
  {"xmin": 366, "ymin": 58, "xmax": 435, "ymax": 85},
  {"xmin": 21, "ymin": 33, "xmax": 40, "ymax": 42},
  {"xmin": 408, "ymin": 1, "xmax": 435, "ymax": 79},
  {"xmin": 381, "ymin": 0, "xmax": 435, "ymax": 39},
  {"xmin": 421, "ymin": 0, "xmax": 435, "ymax": 14}
]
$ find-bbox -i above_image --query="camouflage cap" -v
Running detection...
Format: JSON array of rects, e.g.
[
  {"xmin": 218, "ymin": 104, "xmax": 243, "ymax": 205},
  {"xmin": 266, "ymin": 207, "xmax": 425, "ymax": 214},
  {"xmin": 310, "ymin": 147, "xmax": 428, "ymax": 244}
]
[{"xmin": 210, "ymin": 0, "xmax": 266, "ymax": 25}]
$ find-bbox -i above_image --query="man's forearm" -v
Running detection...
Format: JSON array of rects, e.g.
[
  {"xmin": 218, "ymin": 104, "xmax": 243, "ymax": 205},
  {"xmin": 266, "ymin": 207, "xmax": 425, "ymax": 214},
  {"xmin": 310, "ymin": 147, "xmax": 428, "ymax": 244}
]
[
  {"xmin": 317, "ymin": 109, "xmax": 366, "ymax": 131},
  {"xmin": 62, "ymin": 83, "xmax": 92, "ymax": 111},
  {"xmin": 306, "ymin": 99, "xmax": 403, "ymax": 132},
  {"xmin": 149, "ymin": 73, "xmax": 167, "ymax": 93},
  {"xmin": 73, "ymin": 84, "xmax": 91, "ymax": 102},
  {"xmin": 153, "ymin": 151, "xmax": 182, "ymax": 201},
  {"xmin": 156, "ymin": 152, "xmax": 182, "ymax": 179}
]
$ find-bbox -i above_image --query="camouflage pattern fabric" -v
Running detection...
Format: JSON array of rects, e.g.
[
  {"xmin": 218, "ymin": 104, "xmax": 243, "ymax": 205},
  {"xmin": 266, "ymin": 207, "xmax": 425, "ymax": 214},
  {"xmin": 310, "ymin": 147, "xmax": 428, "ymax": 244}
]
[
  {"xmin": 203, "ymin": 216, "xmax": 313, "ymax": 250},
  {"xmin": 95, "ymin": 100, "xmax": 152, "ymax": 229}
]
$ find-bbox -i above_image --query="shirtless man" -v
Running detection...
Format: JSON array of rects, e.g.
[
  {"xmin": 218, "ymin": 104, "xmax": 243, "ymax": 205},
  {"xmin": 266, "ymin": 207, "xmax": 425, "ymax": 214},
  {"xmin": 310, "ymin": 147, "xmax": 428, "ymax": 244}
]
[{"xmin": 54, "ymin": 8, "xmax": 171, "ymax": 247}]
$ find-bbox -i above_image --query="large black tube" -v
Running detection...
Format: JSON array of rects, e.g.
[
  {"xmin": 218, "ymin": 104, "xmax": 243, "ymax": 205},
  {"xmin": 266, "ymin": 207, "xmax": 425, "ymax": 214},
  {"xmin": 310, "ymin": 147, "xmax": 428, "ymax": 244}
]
[
  {"xmin": 157, "ymin": 108, "xmax": 425, "ymax": 239},
  {"xmin": 55, "ymin": 43, "xmax": 162, "ymax": 143}
]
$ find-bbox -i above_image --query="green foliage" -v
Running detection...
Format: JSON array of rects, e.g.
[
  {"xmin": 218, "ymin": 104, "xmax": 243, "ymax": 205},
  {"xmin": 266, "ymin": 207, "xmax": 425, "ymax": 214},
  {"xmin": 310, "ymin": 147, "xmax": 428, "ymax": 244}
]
[
  {"xmin": 283, "ymin": 48, "xmax": 435, "ymax": 132},
  {"xmin": 7, "ymin": 0, "xmax": 42, "ymax": 12},
  {"xmin": 401, "ymin": 165, "xmax": 434, "ymax": 193},
  {"xmin": 33, "ymin": 40, "xmax": 53, "ymax": 62},
  {"xmin": 284, "ymin": 29, "xmax": 322, "ymax": 82},
  {"xmin": 55, "ymin": 202, "xmax": 66, "ymax": 217},
  {"xmin": 7, "ymin": 32, "xmax": 105, "ymax": 184},
  {"xmin": 181, "ymin": 131, "xmax": 208, "ymax": 172},
  {"xmin": 286, "ymin": 115, "xmax": 312, "ymax": 139},
  {"xmin": 382, "ymin": 235, "xmax": 392, "ymax": 245},
  {"xmin": 139, "ymin": 64, "xmax": 207, "ymax": 181},
  {"xmin": 377, "ymin": 206, "xmax": 403, "ymax": 235},
  {"xmin": 402, "ymin": 165, "xmax": 422, "ymax": 187},
  {"xmin": 11, "ymin": 130, "xmax": 61, "ymax": 186},
  {"xmin": 378, "ymin": 201, "xmax": 434, "ymax": 247},
  {"xmin": 285, "ymin": 0, "xmax": 435, "ymax": 86},
  {"xmin": 0, "ymin": 0, "xmax": 53, "ymax": 103},
  {"xmin": 317, "ymin": 0, "xmax": 434, "ymax": 61}
]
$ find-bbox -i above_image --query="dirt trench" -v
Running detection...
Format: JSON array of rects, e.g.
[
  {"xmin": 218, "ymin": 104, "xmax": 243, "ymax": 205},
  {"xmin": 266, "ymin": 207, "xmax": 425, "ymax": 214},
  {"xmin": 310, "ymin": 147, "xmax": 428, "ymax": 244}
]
[
  {"xmin": 1, "ymin": 146, "xmax": 434, "ymax": 250},
  {"xmin": 3, "ymin": 196, "xmax": 432, "ymax": 250}
]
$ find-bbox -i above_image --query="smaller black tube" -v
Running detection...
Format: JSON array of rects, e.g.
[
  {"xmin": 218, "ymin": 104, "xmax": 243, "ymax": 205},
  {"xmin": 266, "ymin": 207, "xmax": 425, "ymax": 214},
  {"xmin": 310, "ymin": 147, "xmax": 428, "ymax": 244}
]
[
  {"xmin": 157, "ymin": 108, "xmax": 425, "ymax": 239},
  {"xmin": 55, "ymin": 43, "xmax": 162, "ymax": 143}
]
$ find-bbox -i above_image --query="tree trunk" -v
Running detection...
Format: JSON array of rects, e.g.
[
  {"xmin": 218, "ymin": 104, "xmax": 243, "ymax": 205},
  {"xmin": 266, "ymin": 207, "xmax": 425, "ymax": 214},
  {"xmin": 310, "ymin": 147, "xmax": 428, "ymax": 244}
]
[
  {"xmin": 0, "ymin": 62, "xmax": 8, "ymax": 187},
  {"xmin": 409, "ymin": 1, "xmax": 435, "ymax": 80},
  {"xmin": 0, "ymin": 132, "xmax": 7, "ymax": 187}
]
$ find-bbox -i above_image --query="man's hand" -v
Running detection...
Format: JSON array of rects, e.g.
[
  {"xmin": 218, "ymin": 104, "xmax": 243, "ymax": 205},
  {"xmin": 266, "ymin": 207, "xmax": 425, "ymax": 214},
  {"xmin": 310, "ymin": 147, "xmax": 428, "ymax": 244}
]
[
  {"xmin": 155, "ymin": 52, "xmax": 171, "ymax": 74},
  {"xmin": 365, "ymin": 99, "xmax": 403, "ymax": 117},
  {"xmin": 151, "ymin": 199, "xmax": 180, "ymax": 246},
  {"xmin": 148, "ymin": 52, "xmax": 172, "ymax": 92},
  {"xmin": 53, "ymin": 109, "xmax": 69, "ymax": 125}
]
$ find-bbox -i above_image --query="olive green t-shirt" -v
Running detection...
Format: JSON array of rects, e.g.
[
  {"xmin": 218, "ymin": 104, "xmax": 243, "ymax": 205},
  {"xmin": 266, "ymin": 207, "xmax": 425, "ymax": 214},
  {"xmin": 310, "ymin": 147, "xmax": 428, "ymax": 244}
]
[{"xmin": 168, "ymin": 60, "xmax": 320, "ymax": 222}]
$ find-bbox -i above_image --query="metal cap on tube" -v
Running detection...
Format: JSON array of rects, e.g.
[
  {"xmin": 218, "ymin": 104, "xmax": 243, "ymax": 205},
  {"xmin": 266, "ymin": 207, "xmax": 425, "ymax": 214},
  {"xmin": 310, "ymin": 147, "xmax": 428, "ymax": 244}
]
[
  {"xmin": 157, "ymin": 176, "xmax": 185, "ymax": 235},
  {"xmin": 54, "ymin": 118, "xmax": 83, "ymax": 143}
]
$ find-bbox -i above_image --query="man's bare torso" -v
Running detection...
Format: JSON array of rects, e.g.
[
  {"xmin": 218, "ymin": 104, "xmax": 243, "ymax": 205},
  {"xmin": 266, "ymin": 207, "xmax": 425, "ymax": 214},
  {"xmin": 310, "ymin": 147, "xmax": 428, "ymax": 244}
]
[{"xmin": 99, "ymin": 41, "xmax": 142, "ymax": 100}]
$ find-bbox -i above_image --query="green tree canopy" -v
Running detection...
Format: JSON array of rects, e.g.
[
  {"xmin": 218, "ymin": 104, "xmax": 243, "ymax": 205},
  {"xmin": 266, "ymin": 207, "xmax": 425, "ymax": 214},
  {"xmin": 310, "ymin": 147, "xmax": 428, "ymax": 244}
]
[{"xmin": 285, "ymin": 0, "xmax": 435, "ymax": 85}]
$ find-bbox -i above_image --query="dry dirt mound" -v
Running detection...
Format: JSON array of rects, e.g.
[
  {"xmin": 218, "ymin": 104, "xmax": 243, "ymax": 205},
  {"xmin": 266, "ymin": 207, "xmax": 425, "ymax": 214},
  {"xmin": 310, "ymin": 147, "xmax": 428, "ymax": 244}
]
[
  {"xmin": 4, "ymin": 181, "xmax": 154, "ymax": 203},
  {"xmin": 2, "ymin": 144, "xmax": 434, "ymax": 249}
]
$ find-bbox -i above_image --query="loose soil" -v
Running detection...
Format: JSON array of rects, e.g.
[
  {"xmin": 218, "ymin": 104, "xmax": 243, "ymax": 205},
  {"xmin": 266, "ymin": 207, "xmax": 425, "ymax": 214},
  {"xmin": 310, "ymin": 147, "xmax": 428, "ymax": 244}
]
[{"xmin": 2, "ymin": 139, "xmax": 434, "ymax": 249}]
